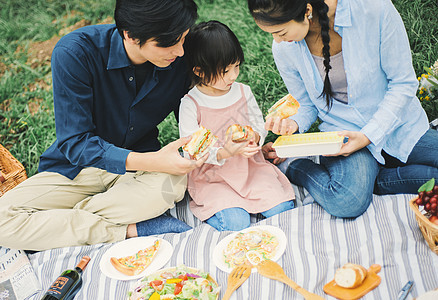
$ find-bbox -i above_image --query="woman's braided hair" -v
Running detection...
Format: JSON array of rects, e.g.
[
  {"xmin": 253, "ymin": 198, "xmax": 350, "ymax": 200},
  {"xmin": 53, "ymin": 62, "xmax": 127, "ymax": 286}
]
[{"xmin": 248, "ymin": 0, "xmax": 334, "ymax": 110}]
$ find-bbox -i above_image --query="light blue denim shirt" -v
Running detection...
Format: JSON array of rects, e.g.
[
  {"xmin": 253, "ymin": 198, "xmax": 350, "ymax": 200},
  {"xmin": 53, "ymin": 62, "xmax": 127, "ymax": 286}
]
[{"xmin": 272, "ymin": 0, "xmax": 429, "ymax": 164}]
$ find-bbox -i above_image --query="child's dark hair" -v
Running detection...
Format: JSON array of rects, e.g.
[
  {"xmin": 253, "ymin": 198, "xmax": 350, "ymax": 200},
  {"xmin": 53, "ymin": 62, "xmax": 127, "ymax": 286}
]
[
  {"xmin": 184, "ymin": 21, "xmax": 244, "ymax": 86},
  {"xmin": 248, "ymin": 0, "xmax": 334, "ymax": 110},
  {"xmin": 115, "ymin": 0, "xmax": 198, "ymax": 47}
]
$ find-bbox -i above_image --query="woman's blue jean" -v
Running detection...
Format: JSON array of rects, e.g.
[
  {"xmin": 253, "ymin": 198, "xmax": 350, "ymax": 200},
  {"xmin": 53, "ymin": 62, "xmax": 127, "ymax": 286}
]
[
  {"xmin": 206, "ymin": 200, "xmax": 295, "ymax": 231},
  {"xmin": 285, "ymin": 129, "xmax": 438, "ymax": 218}
]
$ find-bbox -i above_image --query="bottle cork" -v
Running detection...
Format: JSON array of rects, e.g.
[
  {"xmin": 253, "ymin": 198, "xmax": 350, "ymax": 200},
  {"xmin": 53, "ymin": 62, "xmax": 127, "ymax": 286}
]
[{"xmin": 76, "ymin": 256, "xmax": 91, "ymax": 271}]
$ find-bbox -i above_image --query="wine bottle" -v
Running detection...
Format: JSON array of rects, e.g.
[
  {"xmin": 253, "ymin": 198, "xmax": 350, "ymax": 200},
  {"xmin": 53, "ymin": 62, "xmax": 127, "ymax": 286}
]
[{"xmin": 41, "ymin": 256, "xmax": 91, "ymax": 300}]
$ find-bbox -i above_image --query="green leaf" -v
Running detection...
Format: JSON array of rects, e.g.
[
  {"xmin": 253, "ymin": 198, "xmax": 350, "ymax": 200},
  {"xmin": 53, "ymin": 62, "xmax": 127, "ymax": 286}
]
[
  {"xmin": 426, "ymin": 78, "xmax": 438, "ymax": 87},
  {"xmin": 418, "ymin": 178, "xmax": 435, "ymax": 192},
  {"xmin": 424, "ymin": 66, "xmax": 434, "ymax": 74}
]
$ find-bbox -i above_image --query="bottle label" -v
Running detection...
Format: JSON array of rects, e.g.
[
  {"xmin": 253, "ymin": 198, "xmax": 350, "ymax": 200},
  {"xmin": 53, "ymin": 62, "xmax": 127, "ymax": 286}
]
[{"xmin": 46, "ymin": 276, "xmax": 74, "ymax": 296}]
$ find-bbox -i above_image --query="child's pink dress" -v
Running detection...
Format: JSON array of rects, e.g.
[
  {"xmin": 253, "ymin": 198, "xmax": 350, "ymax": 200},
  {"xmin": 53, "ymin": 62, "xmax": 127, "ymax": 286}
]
[{"xmin": 186, "ymin": 84, "xmax": 295, "ymax": 221}]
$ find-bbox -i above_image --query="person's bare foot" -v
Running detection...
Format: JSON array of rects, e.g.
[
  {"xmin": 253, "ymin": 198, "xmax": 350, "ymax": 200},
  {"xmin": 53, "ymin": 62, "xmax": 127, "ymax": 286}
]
[{"xmin": 126, "ymin": 223, "xmax": 138, "ymax": 238}]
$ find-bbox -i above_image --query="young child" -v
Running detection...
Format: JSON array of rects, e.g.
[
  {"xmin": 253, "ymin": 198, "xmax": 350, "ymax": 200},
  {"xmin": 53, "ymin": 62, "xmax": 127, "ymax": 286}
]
[{"xmin": 179, "ymin": 21, "xmax": 295, "ymax": 231}]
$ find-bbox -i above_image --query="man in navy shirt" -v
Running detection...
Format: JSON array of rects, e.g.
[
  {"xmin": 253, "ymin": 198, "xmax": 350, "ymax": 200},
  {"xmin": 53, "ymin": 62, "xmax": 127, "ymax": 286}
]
[{"xmin": 0, "ymin": 0, "xmax": 205, "ymax": 251}]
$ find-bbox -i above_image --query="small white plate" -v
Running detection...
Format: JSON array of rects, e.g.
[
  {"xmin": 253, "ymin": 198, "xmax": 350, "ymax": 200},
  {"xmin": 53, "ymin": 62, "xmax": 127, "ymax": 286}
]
[
  {"xmin": 212, "ymin": 225, "xmax": 287, "ymax": 273},
  {"xmin": 100, "ymin": 237, "xmax": 173, "ymax": 281}
]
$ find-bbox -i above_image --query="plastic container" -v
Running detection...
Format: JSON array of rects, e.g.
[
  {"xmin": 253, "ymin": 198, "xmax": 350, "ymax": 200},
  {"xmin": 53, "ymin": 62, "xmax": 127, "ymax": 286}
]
[{"xmin": 272, "ymin": 131, "xmax": 344, "ymax": 158}]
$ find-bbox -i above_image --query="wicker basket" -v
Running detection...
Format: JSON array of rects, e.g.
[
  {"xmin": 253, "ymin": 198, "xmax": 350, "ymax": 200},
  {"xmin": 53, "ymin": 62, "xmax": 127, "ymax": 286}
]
[
  {"xmin": 409, "ymin": 197, "xmax": 438, "ymax": 254},
  {"xmin": 0, "ymin": 144, "xmax": 27, "ymax": 197}
]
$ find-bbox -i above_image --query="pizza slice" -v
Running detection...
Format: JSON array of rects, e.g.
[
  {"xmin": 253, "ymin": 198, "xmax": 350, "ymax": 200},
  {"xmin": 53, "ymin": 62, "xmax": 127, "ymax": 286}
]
[{"xmin": 110, "ymin": 239, "xmax": 161, "ymax": 276}]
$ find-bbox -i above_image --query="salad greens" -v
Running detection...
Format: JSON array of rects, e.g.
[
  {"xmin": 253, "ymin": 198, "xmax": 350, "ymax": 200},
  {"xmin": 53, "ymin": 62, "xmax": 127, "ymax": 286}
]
[{"xmin": 128, "ymin": 265, "xmax": 219, "ymax": 300}]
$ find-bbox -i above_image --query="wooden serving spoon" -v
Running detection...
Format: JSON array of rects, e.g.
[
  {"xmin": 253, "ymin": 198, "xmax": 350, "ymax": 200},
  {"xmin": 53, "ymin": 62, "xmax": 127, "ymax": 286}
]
[
  {"xmin": 256, "ymin": 259, "xmax": 325, "ymax": 300},
  {"xmin": 222, "ymin": 264, "xmax": 252, "ymax": 300}
]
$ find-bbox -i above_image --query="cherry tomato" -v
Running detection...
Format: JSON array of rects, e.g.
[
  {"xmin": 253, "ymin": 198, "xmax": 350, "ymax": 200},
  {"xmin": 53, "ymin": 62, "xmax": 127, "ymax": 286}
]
[
  {"xmin": 178, "ymin": 274, "xmax": 188, "ymax": 281},
  {"xmin": 174, "ymin": 282, "xmax": 183, "ymax": 295},
  {"xmin": 150, "ymin": 280, "xmax": 163, "ymax": 291}
]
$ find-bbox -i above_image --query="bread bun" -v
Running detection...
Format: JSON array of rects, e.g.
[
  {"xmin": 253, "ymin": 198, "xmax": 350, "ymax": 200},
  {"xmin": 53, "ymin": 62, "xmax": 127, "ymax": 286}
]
[
  {"xmin": 226, "ymin": 124, "xmax": 255, "ymax": 142},
  {"xmin": 266, "ymin": 94, "xmax": 300, "ymax": 119},
  {"xmin": 334, "ymin": 263, "xmax": 368, "ymax": 289},
  {"xmin": 183, "ymin": 126, "xmax": 218, "ymax": 160}
]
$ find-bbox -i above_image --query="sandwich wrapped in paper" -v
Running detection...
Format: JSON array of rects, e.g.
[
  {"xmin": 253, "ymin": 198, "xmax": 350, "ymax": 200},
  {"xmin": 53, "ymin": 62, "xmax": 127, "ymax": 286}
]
[
  {"xmin": 266, "ymin": 94, "xmax": 300, "ymax": 119},
  {"xmin": 183, "ymin": 126, "xmax": 218, "ymax": 160}
]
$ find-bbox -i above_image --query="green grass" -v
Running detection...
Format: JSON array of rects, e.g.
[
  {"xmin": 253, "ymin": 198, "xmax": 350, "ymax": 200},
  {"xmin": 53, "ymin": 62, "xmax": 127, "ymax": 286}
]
[{"xmin": 1, "ymin": 0, "xmax": 437, "ymax": 177}]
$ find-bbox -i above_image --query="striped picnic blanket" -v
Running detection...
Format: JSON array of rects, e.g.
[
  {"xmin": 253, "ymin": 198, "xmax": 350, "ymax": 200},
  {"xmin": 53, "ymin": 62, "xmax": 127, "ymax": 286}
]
[{"xmin": 18, "ymin": 193, "xmax": 437, "ymax": 300}]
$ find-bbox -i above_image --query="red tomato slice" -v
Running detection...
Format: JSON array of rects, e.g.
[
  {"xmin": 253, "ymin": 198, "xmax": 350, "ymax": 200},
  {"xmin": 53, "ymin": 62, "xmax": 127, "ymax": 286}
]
[
  {"xmin": 178, "ymin": 274, "xmax": 188, "ymax": 281},
  {"xmin": 174, "ymin": 282, "xmax": 183, "ymax": 295},
  {"xmin": 150, "ymin": 280, "xmax": 163, "ymax": 291}
]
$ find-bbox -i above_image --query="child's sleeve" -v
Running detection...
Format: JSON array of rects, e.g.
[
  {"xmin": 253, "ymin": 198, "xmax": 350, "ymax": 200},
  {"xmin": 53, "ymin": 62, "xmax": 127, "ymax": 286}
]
[
  {"xmin": 178, "ymin": 96, "xmax": 225, "ymax": 165},
  {"xmin": 244, "ymin": 85, "xmax": 268, "ymax": 145}
]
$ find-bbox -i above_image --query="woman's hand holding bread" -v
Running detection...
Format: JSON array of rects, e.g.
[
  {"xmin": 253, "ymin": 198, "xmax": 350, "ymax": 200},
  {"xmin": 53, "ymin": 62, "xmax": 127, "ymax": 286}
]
[
  {"xmin": 265, "ymin": 117, "xmax": 299, "ymax": 136},
  {"xmin": 265, "ymin": 94, "xmax": 300, "ymax": 135}
]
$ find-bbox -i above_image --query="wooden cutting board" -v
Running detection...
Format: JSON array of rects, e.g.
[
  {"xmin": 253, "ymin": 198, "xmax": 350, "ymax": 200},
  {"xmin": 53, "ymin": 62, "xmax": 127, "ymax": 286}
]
[{"xmin": 323, "ymin": 264, "xmax": 382, "ymax": 300}]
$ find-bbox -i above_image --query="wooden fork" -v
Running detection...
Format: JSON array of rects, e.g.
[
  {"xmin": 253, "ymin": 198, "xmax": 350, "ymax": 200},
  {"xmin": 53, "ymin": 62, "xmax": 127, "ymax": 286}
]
[
  {"xmin": 256, "ymin": 259, "xmax": 325, "ymax": 300},
  {"xmin": 222, "ymin": 264, "xmax": 252, "ymax": 300}
]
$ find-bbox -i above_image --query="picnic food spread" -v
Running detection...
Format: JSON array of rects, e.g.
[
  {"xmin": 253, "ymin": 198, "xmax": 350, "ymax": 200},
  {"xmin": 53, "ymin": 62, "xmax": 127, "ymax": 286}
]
[
  {"xmin": 265, "ymin": 94, "xmax": 300, "ymax": 119},
  {"xmin": 110, "ymin": 239, "xmax": 161, "ymax": 276},
  {"xmin": 225, "ymin": 124, "xmax": 255, "ymax": 142},
  {"xmin": 183, "ymin": 125, "xmax": 218, "ymax": 160},
  {"xmin": 223, "ymin": 228, "xmax": 279, "ymax": 269},
  {"xmin": 334, "ymin": 263, "xmax": 368, "ymax": 289},
  {"xmin": 128, "ymin": 265, "xmax": 219, "ymax": 300}
]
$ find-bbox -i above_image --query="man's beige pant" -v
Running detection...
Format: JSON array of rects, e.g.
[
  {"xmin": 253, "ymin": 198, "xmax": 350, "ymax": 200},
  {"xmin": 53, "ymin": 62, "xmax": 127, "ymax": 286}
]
[{"xmin": 0, "ymin": 167, "xmax": 187, "ymax": 251}]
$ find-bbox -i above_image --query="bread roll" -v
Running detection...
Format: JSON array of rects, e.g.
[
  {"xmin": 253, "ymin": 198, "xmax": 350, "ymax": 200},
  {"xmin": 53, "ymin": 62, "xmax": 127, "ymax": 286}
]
[
  {"xmin": 226, "ymin": 124, "xmax": 255, "ymax": 142},
  {"xmin": 334, "ymin": 263, "xmax": 368, "ymax": 289}
]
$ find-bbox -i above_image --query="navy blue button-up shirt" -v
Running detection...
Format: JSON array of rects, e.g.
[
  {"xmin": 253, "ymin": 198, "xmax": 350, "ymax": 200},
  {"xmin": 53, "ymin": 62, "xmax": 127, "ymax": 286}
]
[{"xmin": 38, "ymin": 24, "xmax": 190, "ymax": 179}]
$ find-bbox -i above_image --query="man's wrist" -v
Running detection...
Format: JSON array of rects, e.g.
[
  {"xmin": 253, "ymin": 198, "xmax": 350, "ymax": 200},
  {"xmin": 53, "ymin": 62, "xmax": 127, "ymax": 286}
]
[{"xmin": 126, "ymin": 151, "xmax": 159, "ymax": 172}]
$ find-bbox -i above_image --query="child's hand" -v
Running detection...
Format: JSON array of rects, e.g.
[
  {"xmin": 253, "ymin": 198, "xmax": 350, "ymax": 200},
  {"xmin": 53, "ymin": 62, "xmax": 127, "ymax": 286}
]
[
  {"xmin": 218, "ymin": 134, "xmax": 260, "ymax": 160},
  {"xmin": 240, "ymin": 141, "xmax": 261, "ymax": 158}
]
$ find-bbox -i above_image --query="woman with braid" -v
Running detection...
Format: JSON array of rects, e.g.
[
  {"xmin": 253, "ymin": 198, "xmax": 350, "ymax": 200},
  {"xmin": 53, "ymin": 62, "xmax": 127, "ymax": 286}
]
[{"xmin": 248, "ymin": 0, "xmax": 438, "ymax": 218}]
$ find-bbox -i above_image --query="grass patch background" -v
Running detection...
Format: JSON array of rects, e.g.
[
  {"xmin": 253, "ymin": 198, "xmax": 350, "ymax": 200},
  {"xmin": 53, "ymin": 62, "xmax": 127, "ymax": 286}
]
[{"xmin": 1, "ymin": 0, "xmax": 437, "ymax": 177}]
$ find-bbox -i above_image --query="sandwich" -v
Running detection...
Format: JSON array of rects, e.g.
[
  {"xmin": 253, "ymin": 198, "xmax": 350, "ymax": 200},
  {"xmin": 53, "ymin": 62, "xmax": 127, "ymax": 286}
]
[
  {"xmin": 226, "ymin": 124, "xmax": 255, "ymax": 142},
  {"xmin": 183, "ymin": 126, "xmax": 218, "ymax": 160},
  {"xmin": 266, "ymin": 94, "xmax": 300, "ymax": 119}
]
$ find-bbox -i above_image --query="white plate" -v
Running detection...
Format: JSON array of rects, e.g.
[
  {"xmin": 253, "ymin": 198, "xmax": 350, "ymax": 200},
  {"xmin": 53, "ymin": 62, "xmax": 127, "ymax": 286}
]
[
  {"xmin": 212, "ymin": 225, "xmax": 287, "ymax": 273},
  {"xmin": 100, "ymin": 237, "xmax": 173, "ymax": 281}
]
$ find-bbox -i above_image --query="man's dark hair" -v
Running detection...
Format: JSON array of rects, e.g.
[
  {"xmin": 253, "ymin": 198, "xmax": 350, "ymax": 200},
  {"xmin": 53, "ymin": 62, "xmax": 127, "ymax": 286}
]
[
  {"xmin": 115, "ymin": 0, "xmax": 198, "ymax": 47},
  {"xmin": 184, "ymin": 21, "xmax": 245, "ymax": 87}
]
